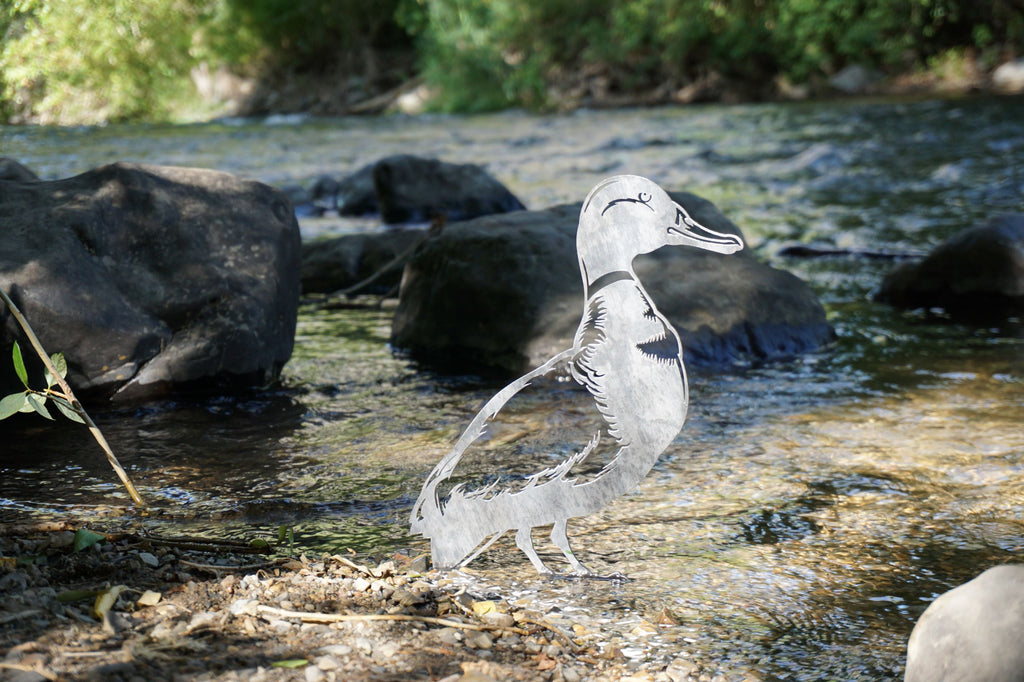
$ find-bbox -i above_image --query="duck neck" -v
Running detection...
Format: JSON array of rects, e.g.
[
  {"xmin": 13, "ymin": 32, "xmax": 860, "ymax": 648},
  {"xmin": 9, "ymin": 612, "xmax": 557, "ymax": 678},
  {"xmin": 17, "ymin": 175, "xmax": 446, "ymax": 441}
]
[{"xmin": 578, "ymin": 224, "xmax": 638, "ymax": 294}]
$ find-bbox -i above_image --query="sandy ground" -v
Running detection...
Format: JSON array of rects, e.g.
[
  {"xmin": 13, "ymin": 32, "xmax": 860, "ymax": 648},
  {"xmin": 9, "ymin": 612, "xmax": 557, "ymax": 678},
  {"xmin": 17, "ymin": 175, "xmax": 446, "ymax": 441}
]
[{"xmin": 0, "ymin": 523, "xmax": 704, "ymax": 682}]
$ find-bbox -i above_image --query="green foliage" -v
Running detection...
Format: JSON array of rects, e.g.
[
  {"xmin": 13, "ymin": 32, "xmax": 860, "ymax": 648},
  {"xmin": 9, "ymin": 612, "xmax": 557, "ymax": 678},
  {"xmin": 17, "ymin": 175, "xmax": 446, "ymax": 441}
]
[
  {"xmin": 1, "ymin": 0, "xmax": 1022, "ymax": 121},
  {"xmin": 0, "ymin": 0, "xmax": 205, "ymax": 123},
  {"xmin": 405, "ymin": 0, "xmax": 1024, "ymax": 111},
  {"xmin": 0, "ymin": 341, "xmax": 84, "ymax": 424}
]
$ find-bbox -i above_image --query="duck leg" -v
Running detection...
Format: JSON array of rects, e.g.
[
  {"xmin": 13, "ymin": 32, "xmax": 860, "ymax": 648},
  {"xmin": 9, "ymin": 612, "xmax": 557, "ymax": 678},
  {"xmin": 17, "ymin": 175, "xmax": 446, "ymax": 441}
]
[
  {"xmin": 550, "ymin": 519, "xmax": 593, "ymax": 576},
  {"xmin": 515, "ymin": 527, "xmax": 552, "ymax": 574}
]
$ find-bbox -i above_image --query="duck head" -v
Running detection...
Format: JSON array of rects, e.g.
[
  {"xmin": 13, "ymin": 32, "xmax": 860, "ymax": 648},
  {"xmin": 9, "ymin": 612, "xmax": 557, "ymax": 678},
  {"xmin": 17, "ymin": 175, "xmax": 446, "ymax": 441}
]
[{"xmin": 578, "ymin": 175, "xmax": 744, "ymax": 285}]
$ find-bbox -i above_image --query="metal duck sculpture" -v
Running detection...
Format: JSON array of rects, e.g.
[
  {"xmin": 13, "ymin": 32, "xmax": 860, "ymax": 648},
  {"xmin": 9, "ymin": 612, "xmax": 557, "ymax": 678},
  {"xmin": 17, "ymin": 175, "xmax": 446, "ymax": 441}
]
[{"xmin": 411, "ymin": 175, "xmax": 744, "ymax": 575}]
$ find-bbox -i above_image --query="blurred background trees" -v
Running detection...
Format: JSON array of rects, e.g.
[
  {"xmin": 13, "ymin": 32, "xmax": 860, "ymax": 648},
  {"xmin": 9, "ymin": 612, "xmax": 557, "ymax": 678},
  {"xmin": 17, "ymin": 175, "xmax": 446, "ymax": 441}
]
[{"xmin": 1, "ymin": 0, "xmax": 1021, "ymax": 124}]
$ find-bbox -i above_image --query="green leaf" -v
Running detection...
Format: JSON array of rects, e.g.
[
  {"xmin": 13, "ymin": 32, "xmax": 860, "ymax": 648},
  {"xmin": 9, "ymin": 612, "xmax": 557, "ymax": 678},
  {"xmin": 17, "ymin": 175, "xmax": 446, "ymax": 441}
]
[
  {"xmin": 0, "ymin": 392, "xmax": 28, "ymax": 420},
  {"xmin": 57, "ymin": 588, "xmax": 103, "ymax": 603},
  {"xmin": 25, "ymin": 392, "xmax": 53, "ymax": 420},
  {"xmin": 12, "ymin": 341, "xmax": 28, "ymax": 387},
  {"xmin": 51, "ymin": 352, "xmax": 68, "ymax": 379},
  {"xmin": 73, "ymin": 528, "xmax": 107, "ymax": 552},
  {"xmin": 53, "ymin": 397, "xmax": 85, "ymax": 424},
  {"xmin": 45, "ymin": 353, "xmax": 68, "ymax": 387},
  {"xmin": 271, "ymin": 660, "xmax": 308, "ymax": 669}
]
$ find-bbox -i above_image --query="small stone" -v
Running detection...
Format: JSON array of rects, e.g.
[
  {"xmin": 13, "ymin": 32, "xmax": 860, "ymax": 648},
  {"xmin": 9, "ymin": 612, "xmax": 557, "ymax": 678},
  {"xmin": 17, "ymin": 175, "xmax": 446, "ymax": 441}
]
[
  {"xmin": 352, "ymin": 578, "xmax": 371, "ymax": 592},
  {"xmin": 561, "ymin": 667, "xmax": 582, "ymax": 682},
  {"xmin": 314, "ymin": 655, "xmax": 341, "ymax": 671},
  {"xmin": 353, "ymin": 637, "xmax": 375, "ymax": 656},
  {"xmin": 318, "ymin": 644, "xmax": 352, "ymax": 657},
  {"xmin": 374, "ymin": 641, "xmax": 400, "ymax": 660},
  {"xmin": 480, "ymin": 611, "xmax": 515, "ymax": 628},
  {"xmin": 137, "ymin": 552, "xmax": 159, "ymax": 567},
  {"xmin": 436, "ymin": 628, "xmax": 462, "ymax": 645},
  {"xmin": 467, "ymin": 632, "xmax": 493, "ymax": 650},
  {"xmin": 304, "ymin": 665, "xmax": 325, "ymax": 682},
  {"xmin": 229, "ymin": 599, "xmax": 260, "ymax": 617}
]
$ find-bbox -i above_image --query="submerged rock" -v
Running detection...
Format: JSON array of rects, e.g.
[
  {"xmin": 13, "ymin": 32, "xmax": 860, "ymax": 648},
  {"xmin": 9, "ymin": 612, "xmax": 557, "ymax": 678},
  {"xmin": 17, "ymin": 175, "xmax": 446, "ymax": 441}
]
[
  {"xmin": 0, "ymin": 163, "xmax": 301, "ymax": 401},
  {"xmin": 905, "ymin": 564, "xmax": 1024, "ymax": 682},
  {"xmin": 301, "ymin": 229, "xmax": 426, "ymax": 295},
  {"xmin": 875, "ymin": 214, "xmax": 1024, "ymax": 320},
  {"xmin": 391, "ymin": 192, "xmax": 832, "ymax": 376}
]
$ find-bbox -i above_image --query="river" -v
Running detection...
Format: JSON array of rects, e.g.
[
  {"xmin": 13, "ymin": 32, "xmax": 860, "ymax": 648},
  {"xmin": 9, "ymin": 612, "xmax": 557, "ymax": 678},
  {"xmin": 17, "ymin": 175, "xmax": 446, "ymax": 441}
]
[{"xmin": 2, "ymin": 94, "xmax": 1023, "ymax": 679}]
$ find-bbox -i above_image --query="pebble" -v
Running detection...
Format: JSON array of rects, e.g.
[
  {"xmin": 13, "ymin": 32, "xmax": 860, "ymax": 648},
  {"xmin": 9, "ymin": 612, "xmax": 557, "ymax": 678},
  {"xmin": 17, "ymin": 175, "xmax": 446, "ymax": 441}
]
[
  {"xmin": 318, "ymin": 644, "xmax": 352, "ymax": 657},
  {"xmin": 467, "ymin": 632, "xmax": 493, "ymax": 650},
  {"xmin": 304, "ymin": 665, "xmax": 325, "ymax": 682},
  {"xmin": 137, "ymin": 552, "xmax": 159, "ymax": 567},
  {"xmin": 374, "ymin": 641, "xmax": 400, "ymax": 660},
  {"xmin": 353, "ymin": 636, "xmax": 375, "ymax": 655},
  {"xmin": 436, "ymin": 627, "xmax": 463, "ymax": 645},
  {"xmin": 228, "ymin": 599, "xmax": 259, "ymax": 616},
  {"xmin": 314, "ymin": 655, "xmax": 341, "ymax": 671}
]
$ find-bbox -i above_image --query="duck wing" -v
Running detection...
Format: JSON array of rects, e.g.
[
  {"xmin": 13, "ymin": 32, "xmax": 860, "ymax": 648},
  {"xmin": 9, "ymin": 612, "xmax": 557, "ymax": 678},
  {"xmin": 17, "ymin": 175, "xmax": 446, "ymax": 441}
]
[{"xmin": 411, "ymin": 347, "xmax": 587, "ymax": 528}]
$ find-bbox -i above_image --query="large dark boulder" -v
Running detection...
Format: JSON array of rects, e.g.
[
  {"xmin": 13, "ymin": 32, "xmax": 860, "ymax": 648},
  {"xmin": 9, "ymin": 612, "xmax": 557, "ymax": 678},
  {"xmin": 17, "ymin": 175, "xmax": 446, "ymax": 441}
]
[
  {"xmin": 876, "ymin": 214, "xmax": 1024, "ymax": 320},
  {"xmin": 905, "ymin": 565, "xmax": 1024, "ymax": 682},
  {"xmin": 0, "ymin": 163, "xmax": 301, "ymax": 402},
  {"xmin": 301, "ymin": 229, "xmax": 426, "ymax": 295},
  {"xmin": 390, "ymin": 192, "xmax": 832, "ymax": 376},
  {"xmin": 372, "ymin": 155, "xmax": 526, "ymax": 224}
]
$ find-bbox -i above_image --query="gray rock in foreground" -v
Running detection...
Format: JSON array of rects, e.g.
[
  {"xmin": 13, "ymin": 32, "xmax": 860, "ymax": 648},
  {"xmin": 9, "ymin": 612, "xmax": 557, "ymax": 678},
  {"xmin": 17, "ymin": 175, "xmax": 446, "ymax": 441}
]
[
  {"xmin": 876, "ymin": 214, "xmax": 1024, "ymax": 320},
  {"xmin": 391, "ymin": 192, "xmax": 832, "ymax": 376},
  {"xmin": 905, "ymin": 564, "xmax": 1024, "ymax": 682},
  {"xmin": 0, "ymin": 163, "xmax": 301, "ymax": 401}
]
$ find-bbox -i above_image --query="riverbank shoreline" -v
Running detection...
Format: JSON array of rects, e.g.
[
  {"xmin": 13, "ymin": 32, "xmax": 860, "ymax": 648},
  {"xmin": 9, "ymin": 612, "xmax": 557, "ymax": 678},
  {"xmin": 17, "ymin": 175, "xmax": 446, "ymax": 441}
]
[{"xmin": 1, "ymin": 524, "xmax": 650, "ymax": 681}]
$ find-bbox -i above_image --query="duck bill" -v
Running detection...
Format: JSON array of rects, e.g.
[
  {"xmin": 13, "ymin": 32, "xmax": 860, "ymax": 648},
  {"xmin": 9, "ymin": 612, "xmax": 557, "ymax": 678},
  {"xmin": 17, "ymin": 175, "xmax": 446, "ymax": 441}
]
[{"xmin": 667, "ymin": 206, "xmax": 744, "ymax": 254}]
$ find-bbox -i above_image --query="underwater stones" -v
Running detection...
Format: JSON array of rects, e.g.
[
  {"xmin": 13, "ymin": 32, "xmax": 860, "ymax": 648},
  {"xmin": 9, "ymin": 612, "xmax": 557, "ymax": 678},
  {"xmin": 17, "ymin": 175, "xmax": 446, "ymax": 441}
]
[
  {"xmin": 905, "ymin": 564, "xmax": 1024, "ymax": 682},
  {"xmin": 875, "ymin": 214, "xmax": 1024, "ymax": 320},
  {"xmin": 0, "ymin": 162, "xmax": 301, "ymax": 401},
  {"xmin": 301, "ymin": 229, "xmax": 426, "ymax": 295},
  {"xmin": 391, "ymin": 192, "xmax": 832, "ymax": 376}
]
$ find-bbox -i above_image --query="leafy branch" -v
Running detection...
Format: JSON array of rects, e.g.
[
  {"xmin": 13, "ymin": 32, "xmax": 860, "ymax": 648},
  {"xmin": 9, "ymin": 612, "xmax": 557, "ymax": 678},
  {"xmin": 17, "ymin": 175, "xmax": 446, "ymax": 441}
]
[{"xmin": 0, "ymin": 287, "xmax": 145, "ymax": 507}]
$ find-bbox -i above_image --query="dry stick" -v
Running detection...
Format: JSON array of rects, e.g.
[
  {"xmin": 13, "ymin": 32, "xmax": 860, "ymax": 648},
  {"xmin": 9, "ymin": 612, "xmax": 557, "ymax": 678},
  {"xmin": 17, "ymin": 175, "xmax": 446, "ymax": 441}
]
[
  {"xmin": 256, "ymin": 605, "xmax": 527, "ymax": 636},
  {"xmin": 0, "ymin": 288, "xmax": 145, "ymax": 506}
]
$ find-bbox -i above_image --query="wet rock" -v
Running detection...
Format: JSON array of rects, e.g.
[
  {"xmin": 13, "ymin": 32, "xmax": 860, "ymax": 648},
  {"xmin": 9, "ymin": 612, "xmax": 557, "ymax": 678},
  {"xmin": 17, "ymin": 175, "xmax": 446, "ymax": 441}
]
[
  {"xmin": 0, "ymin": 163, "xmax": 301, "ymax": 401},
  {"xmin": 875, "ymin": 214, "xmax": 1024, "ymax": 320},
  {"xmin": 335, "ymin": 164, "xmax": 380, "ymax": 217},
  {"xmin": 905, "ymin": 564, "xmax": 1024, "ymax": 682},
  {"xmin": 372, "ymin": 155, "xmax": 526, "ymax": 225},
  {"xmin": 391, "ymin": 192, "xmax": 832, "ymax": 376},
  {"xmin": 992, "ymin": 58, "xmax": 1024, "ymax": 93},
  {"xmin": 301, "ymin": 229, "xmax": 426, "ymax": 294},
  {"xmin": 0, "ymin": 157, "xmax": 38, "ymax": 182}
]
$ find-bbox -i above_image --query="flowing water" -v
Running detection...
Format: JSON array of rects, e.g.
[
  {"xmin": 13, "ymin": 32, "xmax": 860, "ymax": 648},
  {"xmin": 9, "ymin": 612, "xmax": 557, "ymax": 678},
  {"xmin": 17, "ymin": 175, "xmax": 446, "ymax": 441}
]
[{"xmin": 2, "ymin": 95, "xmax": 1024, "ymax": 679}]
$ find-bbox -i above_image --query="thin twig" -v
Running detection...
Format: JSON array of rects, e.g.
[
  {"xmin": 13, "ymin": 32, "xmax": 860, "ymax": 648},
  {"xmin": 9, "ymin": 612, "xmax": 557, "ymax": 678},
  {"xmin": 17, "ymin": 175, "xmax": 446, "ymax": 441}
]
[
  {"xmin": 256, "ymin": 605, "xmax": 527, "ymax": 636},
  {"xmin": 0, "ymin": 287, "xmax": 145, "ymax": 506}
]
